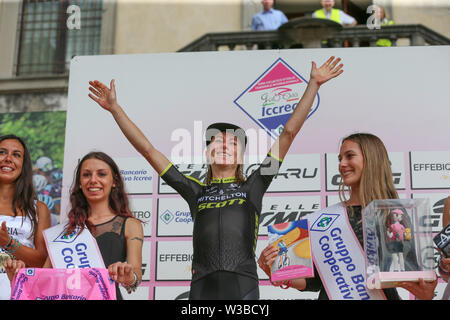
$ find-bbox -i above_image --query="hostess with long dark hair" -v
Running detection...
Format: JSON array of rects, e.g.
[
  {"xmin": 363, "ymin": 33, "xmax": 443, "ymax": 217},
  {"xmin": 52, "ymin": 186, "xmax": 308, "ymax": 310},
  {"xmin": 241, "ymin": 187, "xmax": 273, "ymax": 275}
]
[
  {"xmin": 0, "ymin": 134, "xmax": 50, "ymax": 300},
  {"xmin": 61, "ymin": 151, "xmax": 142, "ymax": 299},
  {"xmin": 66, "ymin": 151, "xmax": 133, "ymax": 234},
  {"xmin": 6, "ymin": 151, "xmax": 144, "ymax": 300}
]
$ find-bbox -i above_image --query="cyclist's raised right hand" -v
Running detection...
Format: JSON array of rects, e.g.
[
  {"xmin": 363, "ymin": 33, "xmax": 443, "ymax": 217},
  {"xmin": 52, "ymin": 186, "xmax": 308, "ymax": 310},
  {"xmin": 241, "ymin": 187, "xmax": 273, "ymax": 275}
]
[{"xmin": 88, "ymin": 79, "xmax": 118, "ymax": 112}]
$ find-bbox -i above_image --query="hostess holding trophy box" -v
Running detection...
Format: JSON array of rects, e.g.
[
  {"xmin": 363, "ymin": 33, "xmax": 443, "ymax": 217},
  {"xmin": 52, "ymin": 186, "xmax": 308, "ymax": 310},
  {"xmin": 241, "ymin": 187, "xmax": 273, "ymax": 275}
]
[{"xmin": 362, "ymin": 199, "xmax": 436, "ymax": 289}]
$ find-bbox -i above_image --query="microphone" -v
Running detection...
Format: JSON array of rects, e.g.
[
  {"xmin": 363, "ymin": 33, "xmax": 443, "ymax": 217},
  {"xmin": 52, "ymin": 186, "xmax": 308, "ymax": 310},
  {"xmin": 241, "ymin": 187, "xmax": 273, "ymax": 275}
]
[{"xmin": 433, "ymin": 223, "xmax": 450, "ymax": 258}]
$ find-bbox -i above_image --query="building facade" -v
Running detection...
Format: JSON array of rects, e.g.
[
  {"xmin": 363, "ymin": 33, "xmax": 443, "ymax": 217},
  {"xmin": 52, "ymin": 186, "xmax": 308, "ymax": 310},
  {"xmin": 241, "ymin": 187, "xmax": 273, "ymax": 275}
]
[{"xmin": 0, "ymin": 0, "xmax": 449, "ymax": 114}]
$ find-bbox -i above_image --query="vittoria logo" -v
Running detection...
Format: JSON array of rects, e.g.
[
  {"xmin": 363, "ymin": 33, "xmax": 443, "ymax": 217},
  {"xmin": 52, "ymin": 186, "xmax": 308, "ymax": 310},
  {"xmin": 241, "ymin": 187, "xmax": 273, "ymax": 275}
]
[{"xmin": 234, "ymin": 58, "xmax": 319, "ymax": 139}]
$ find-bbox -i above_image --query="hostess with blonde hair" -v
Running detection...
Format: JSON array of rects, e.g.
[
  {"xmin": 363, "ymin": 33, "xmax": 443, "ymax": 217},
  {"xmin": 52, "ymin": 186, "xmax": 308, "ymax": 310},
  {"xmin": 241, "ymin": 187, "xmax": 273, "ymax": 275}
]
[
  {"xmin": 258, "ymin": 132, "xmax": 435, "ymax": 300},
  {"xmin": 338, "ymin": 133, "xmax": 398, "ymax": 210}
]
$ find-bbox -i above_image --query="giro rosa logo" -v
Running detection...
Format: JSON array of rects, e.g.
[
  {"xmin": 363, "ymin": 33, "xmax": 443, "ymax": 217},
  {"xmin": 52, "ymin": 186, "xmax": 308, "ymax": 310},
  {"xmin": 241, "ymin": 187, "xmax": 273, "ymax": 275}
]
[{"xmin": 234, "ymin": 58, "xmax": 320, "ymax": 139}]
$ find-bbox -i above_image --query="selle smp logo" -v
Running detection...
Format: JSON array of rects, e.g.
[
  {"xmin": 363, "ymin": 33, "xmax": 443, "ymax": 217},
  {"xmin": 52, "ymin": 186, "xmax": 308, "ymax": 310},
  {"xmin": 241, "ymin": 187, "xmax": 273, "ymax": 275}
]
[
  {"xmin": 234, "ymin": 58, "xmax": 320, "ymax": 139},
  {"xmin": 310, "ymin": 213, "xmax": 339, "ymax": 232},
  {"xmin": 53, "ymin": 226, "xmax": 80, "ymax": 243}
]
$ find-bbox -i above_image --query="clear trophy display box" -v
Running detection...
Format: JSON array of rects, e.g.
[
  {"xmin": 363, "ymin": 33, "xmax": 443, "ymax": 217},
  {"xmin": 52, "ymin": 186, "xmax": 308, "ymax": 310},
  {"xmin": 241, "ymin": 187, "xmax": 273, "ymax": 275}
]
[{"xmin": 363, "ymin": 199, "xmax": 436, "ymax": 289}]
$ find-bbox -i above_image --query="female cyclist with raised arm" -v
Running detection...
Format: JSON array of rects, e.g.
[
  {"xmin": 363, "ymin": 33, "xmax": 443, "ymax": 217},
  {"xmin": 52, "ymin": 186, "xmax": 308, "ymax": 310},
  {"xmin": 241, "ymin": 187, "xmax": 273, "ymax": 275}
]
[{"xmin": 88, "ymin": 56, "xmax": 343, "ymax": 300}]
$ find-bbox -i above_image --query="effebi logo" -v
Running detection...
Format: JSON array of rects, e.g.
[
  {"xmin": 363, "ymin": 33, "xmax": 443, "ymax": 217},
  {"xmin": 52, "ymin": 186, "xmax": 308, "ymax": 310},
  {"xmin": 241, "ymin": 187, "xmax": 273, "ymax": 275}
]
[
  {"xmin": 234, "ymin": 58, "xmax": 319, "ymax": 139},
  {"xmin": 310, "ymin": 213, "xmax": 339, "ymax": 232},
  {"xmin": 53, "ymin": 226, "xmax": 80, "ymax": 244}
]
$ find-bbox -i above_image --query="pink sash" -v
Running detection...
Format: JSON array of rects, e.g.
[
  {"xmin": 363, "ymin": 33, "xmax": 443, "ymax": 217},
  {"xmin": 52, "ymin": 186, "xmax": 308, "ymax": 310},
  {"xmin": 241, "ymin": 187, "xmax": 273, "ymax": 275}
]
[{"xmin": 10, "ymin": 268, "xmax": 116, "ymax": 300}]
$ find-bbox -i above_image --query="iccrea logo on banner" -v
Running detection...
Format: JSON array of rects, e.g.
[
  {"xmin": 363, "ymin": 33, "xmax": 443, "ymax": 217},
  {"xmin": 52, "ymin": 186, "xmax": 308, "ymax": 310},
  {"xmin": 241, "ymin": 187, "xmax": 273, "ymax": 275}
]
[{"xmin": 234, "ymin": 58, "xmax": 319, "ymax": 139}]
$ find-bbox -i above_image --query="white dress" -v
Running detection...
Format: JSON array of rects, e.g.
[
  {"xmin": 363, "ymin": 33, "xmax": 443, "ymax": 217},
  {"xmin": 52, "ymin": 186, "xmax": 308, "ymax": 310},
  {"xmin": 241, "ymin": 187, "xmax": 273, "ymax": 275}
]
[{"xmin": 0, "ymin": 215, "xmax": 35, "ymax": 300}]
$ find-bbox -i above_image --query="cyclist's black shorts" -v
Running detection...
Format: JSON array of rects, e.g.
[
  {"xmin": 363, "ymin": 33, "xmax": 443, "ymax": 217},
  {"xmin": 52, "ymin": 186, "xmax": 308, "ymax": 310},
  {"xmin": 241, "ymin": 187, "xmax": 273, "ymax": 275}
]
[{"xmin": 189, "ymin": 271, "xmax": 259, "ymax": 300}]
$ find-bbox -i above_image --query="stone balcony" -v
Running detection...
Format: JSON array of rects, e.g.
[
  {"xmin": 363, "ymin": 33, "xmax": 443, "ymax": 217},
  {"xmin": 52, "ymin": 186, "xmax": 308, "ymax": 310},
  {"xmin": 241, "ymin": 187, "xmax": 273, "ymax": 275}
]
[{"xmin": 178, "ymin": 18, "xmax": 450, "ymax": 52}]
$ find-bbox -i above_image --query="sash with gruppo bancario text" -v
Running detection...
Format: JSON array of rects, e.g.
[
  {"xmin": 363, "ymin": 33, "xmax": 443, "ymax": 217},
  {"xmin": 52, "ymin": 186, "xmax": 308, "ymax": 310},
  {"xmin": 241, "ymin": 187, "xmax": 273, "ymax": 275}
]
[{"xmin": 43, "ymin": 223, "xmax": 105, "ymax": 269}]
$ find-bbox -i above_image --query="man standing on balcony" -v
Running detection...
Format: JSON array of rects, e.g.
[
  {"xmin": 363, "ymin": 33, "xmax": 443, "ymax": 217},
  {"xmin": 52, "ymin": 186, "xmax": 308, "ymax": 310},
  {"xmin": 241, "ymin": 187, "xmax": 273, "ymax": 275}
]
[
  {"xmin": 251, "ymin": 0, "xmax": 288, "ymax": 31},
  {"xmin": 313, "ymin": 0, "xmax": 357, "ymax": 26}
]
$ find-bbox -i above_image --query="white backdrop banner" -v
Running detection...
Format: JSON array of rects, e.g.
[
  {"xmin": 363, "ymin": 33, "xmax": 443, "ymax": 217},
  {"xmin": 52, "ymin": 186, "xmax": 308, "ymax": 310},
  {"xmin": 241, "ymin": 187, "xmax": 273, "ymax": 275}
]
[{"xmin": 62, "ymin": 46, "xmax": 450, "ymax": 300}]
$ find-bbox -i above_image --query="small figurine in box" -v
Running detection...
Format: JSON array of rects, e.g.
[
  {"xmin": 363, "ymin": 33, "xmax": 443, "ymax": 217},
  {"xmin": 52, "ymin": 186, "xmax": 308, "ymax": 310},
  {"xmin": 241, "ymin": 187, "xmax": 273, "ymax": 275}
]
[{"xmin": 385, "ymin": 208, "xmax": 411, "ymax": 272}]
